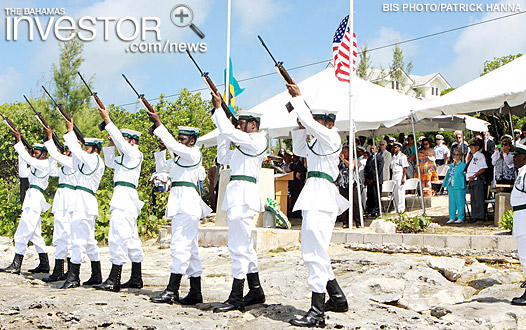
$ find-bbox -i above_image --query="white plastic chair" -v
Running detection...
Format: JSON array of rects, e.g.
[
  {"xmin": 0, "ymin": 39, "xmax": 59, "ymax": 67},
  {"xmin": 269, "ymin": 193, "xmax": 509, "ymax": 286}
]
[
  {"xmin": 404, "ymin": 178, "xmax": 420, "ymax": 211},
  {"xmin": 381, "ymin": 180, "xmax": 396, "ymax": 213},
  {"xmin": 432, "ymin": 165, "xmax": 449, "ymax": 195}
]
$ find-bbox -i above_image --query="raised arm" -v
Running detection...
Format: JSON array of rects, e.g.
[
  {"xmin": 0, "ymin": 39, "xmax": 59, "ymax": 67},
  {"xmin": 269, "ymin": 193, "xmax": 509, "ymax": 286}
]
[
  {"xmin": 105, "ymin": 122, "xmax": 140, "ymax": 159},
  {"xmin": 102, "ymin": 146, "xmax": 117, "ymax": 169},
  {"xmin": 18, "ymin": 155, "xmax": 29, "ymax": 179},
  {"xmin": 63, "ymin": 131, "xmax": 99, "ymax": 169},
  {"xmin": 212, "ymin": 110, "xmax": 266, "ymax": 152},
  {"xmin": 290, "ymin": 95, "xmax": 340, "ymax": 150},
  {"xmin": 13, "ymin": 142, "xmax": 49, "ymax": 170},
  {"xmin": 217, "ymin": 133, "xmax": 233, "ymax": 165},
  {"xmin": 154, "ymin": 124, "xmax": 200, "ymax": 163},
  {"xmin": 44, "ymin": 139, "xmax": 73, "ymax": 168}
]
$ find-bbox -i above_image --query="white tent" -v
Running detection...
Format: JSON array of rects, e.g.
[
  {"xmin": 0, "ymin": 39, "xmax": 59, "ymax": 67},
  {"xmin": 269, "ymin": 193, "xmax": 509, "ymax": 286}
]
[{"xmin": 413, "ymin": 55, "xmax": 526, "ymax": 121}]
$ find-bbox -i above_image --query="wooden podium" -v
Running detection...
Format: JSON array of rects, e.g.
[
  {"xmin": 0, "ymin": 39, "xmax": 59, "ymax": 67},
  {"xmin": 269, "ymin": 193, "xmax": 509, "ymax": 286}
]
[{"xmin": 275, "ymin": 172, "xmax": 293, "ymax": 215}]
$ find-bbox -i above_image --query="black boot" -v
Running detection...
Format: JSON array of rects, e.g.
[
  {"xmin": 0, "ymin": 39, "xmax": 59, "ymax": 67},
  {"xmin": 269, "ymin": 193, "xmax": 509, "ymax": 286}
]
[
  {"xmin": 213, "ymin": 278, "xmax": 245, "ymax": 313},
  {"xmin": 82, "ymin": 261, "xmax": 102, "ymax": 286},
  {"xmin": 0, "ymin": 254, "xmax": 24, "ymax": 275},
  {"xmin": 150, "ymin": 273, "xmax": 182, "ymax": 304},
  {"xmin": 121, "ymin": 262, "xmax": 143, "ymax": 289},
  {"xmin": 94, "ymin": 264, "xmax": 122, "ymax": 292},
  {"xmin": 28, "ymin": 253, "xmax": 50, "ymax": 273},
  {"xmin": 60, "ymin": 263, "xmax": 81, "ymax": 289},
  {"xmin": 60, "ymin": 258, "xmax": 71, "ymax": 281},
  {"xmin": 325, "ymin": 279, "xmax": 348, "ymax": 312},
  {"xmin": 179, "ymin": 276, "xmax": 203, "ymax": 305},
  {"xmin": 42, "ymin": 259, "xmax": 65, "ymax": 282},
  {"xmin": 244, "ymin": 272, "xmax": 265, "ymax": 306},
  {"xmin": 289, "ymin": 292, "xmax": 326, "ymax": 328}
]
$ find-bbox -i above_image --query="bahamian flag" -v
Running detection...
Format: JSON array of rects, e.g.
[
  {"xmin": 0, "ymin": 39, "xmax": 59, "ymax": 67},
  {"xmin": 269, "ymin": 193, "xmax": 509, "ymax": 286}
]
[{"xmin": 223, "ymin": 58, "xmax": 245, "ymax": 115}]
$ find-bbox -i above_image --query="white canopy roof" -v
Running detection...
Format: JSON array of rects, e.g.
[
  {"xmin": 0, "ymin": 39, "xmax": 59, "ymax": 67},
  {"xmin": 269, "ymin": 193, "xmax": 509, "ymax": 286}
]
[
  {"xmin": 414, "ymin": 55, "xmax": 526, "ymax": 121},
  {"xmin": 368, "ymin": 115, "xmax": 489, "ymax": 136}
]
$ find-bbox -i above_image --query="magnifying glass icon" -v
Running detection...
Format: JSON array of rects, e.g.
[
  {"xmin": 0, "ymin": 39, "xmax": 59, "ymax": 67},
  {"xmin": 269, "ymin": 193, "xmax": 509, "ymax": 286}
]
[{"xmin": 170, "ymin": 4, "xmax": 205, "ymax": 39}]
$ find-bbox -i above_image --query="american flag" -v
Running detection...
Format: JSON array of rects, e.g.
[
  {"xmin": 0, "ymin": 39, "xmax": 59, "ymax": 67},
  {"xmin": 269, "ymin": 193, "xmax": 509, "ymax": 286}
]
[{"xmin": 333, "ymin": 15, "xmax": 357, "ymax": 82}]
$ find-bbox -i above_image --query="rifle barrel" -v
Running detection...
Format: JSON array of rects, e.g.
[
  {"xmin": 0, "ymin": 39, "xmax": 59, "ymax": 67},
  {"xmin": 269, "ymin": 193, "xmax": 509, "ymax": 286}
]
[
  {"xmin": 186, "ymin": 50, "xmax": 204, "ymax": 75},
  {"xmin": 77, "ymin": 72, "xmax": 93, "ymax": 95},
  {"xmin": 257, "ymin": 35, "xmax": 279, "ymax": 65},
  {"xmin": 122, "ymin": 74, "xmax": 140, "ymax": 98},
  {"xmin": 42, "ymin": 86, "xmax": 58, "ymax": 106}
]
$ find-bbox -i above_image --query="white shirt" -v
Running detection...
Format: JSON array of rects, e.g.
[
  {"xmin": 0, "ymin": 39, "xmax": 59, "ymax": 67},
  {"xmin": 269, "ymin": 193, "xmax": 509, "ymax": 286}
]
[
  {"xmin": 103, "ymin": 122, "xmax": 144, "ymax": 216},
  {"xmin": 434, "ymin": 142, "xmax": 450, "ymax": 161},
  {"xmin": 154, "ymin": 124, "xmax": 211, "ymax": 219},
  {"xmin": 512, "ymin": 164, "xmax": 526, "ymax": 237},
  {"xmin": 64, "ymin": 131, "xmax": 105, "ymax": 216},
  {"xmin": 213, "ymin": 109, "xmax": 268, "ymax": 212},
  {"xmin": 290, "ymin": 96, "xmax": 349, "ymax": 215},
  {"xmin": 466, "ymin": 150, "xmax": 488, "ymax": 179},
  {"xmin": 391, "ymin": 152, "xmax": 409, "ymax": 174},
  {"xmin": 45, "ymin": 139, "xmax": 77, "ymax": 213}
]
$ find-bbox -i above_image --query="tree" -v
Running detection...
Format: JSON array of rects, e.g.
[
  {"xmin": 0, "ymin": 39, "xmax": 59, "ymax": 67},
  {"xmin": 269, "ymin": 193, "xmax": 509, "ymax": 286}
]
[
  {"xmin": 50, "ymin": 37, "xmax": 91, "ymax": 119},
  {"xmin": 390, "ymin": 39, "xmax": 413, "ymax": 94},
  {"xmin": 356, "ymin": 42, "xmax": 372, "ymax": 80},
  {"xmin": 475, "ymin": 53, "xmax": 523, "ymax": 138}
]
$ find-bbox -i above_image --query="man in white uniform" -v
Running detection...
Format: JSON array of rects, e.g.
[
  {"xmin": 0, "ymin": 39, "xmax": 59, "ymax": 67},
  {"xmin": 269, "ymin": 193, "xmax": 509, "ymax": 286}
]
[
  {"xmin": 211, "ymin": 91, "xmax": 267, "ymax": 313},
  {"xmin": 149, "ymin": 113, "xmax": 212, "ymax": 305},
  {"xmin": 61, "ymin": 119, "xmax": 105, "ymax": 289},
  {"xmin": 42, "ymin": 127, "xmax": 76, "ymax": 282},
  {"xmin": 434, "ymin": 134, "xmax": 450, "ymax": 166},
  {"xmin": 511, "ymin": 144, "xmax": 526, "ymax": 305},
  {"xmin": 94, "ymin": 108, "xmax": 145, "ymax": 292},
  {"xmin": 0, "ymin": 135, "xmax": 53, "ymax": 275},
  {"xmin": 286, "ymin": 84, "xmax": 349, "ymax": 327},
  {"xmin": 391, "ymin": 142, "xmax": 409, "ymax": 213}
]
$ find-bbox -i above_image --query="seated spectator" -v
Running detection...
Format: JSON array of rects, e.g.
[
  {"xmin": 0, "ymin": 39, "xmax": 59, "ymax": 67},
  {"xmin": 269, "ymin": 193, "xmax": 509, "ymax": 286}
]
[
  {"xmin": 466, "ymin": 139, "xmax": 488, "ymax": 223},
  {"xmin": 492, "ymin": 135, "xmax": 516, "ymax": 185},
  {"xmin": 417, "ymin": 138, "xmax": 439, "ymax": 192},
  {"xmin": 445, "ymin": 150, "xmax": 467, "ymax": 224}
]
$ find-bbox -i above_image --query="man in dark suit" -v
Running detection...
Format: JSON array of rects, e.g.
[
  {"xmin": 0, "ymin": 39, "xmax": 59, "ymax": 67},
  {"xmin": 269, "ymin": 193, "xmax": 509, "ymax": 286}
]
[{"xmin": 365, "ymin": 146, "xmax": 384, "ymax": 217}]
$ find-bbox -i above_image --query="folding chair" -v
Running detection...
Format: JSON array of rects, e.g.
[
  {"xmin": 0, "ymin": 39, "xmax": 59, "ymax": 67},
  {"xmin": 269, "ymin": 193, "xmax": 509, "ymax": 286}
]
[
  {"xmin": 432, "ymin": 165, "xmax": 450, "ymax": 195},
  {"xmin": 404, "ymin": 178, "xmax": 420, "ymax": 211},
  {"xmin": 381, "ymin": 180, "xmax": 396, "ymax": 213}
]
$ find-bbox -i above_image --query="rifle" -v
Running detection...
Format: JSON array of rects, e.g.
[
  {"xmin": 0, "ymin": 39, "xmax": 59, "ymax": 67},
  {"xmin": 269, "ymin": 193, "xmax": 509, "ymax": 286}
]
[
  {"xmin": 77, "ymin": 72, "xmax": 108, "ymax": 131},
  {"xmin": 258, "ymin": 35, "xmax": 305, "ymax": 113},
  {"xmin": 24, "ymin": 95, "xmax": 65, "ymax": 154},
  {"xmin": 121, "ymin": 74, "xmax": 158, "ymax": 135},
  {"xmin": 185, "ymin": 50, "xmax": 238, "ymax": 126},
  {"xmin": 0, "ymin": 112, "xmax": 33, "ymax": 151},
  {"xmin": 41, "ymin": 86, "xmax": 85, "ymax": 145}
]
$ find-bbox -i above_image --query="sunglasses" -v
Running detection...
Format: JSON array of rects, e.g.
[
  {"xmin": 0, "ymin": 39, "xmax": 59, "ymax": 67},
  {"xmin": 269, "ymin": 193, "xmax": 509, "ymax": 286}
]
[{"xmin": 502, "ymin": 143, "xmax": 510, "ymax": 146}]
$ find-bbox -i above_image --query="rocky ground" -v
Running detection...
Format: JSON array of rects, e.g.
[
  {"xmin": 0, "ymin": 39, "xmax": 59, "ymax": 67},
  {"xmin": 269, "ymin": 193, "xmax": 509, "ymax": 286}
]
[{"xmin": 1, "ymin": 240, "xmax": 525, "ymax": 330}]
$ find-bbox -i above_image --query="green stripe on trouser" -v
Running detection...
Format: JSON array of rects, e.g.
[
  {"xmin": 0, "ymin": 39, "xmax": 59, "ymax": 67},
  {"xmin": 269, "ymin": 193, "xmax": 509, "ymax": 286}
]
[
  {"xmin": 57, "ymin": 183, "xmax": 76, "ymax": 190},
  {"xmin": 76, "ymin": 186, "xmax": 95, "ymax": 196},
  {"xmin": 307, "ymin": 171, "xmax": 334, "ymax": 183},
  {"xmin": 172, "ymin": 181, "xmax": 198, "ymax": 190},
  {"xmin": 114, "ymin": 181, "xmax": 137, "ymax": 189},
  {"xmin": 230, "ymin": 175, "xmax": 257, "ymax": 183},
  {"xmin": 29, "ymin": 184, "xmax": 44, "ymax": 193}
]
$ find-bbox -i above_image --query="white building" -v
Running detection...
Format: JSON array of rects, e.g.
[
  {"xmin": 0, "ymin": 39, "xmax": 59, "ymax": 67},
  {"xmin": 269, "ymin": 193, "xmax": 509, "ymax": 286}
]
[{"xmin": 366, "ymin": 68, "xmax": 451, "ymax": 101}]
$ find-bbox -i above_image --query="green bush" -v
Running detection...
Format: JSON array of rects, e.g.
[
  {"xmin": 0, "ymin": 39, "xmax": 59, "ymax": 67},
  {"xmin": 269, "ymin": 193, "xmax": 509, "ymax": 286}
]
[
  {"xmin": 499, "ymin": 210, "xmax": 513, "ymax": 231},
  {"xmin": 386, "ymin": 213, "xmax": 431, "ymax": 233}
]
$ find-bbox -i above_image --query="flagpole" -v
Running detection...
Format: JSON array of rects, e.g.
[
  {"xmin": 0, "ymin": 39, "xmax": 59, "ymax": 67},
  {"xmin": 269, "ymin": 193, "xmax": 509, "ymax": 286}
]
[
  {"xmin": 225, "ymin": 0, "xmax": 232, "ymax": 106},
  {"xmin": 348, "ymin": 0, "xmax": 357, "ymax": 228}
]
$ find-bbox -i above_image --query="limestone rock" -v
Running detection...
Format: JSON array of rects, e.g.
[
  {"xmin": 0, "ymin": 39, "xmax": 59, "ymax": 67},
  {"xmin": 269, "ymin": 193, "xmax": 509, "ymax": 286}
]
[
  {"xmin": 430, "ymin": 306, "xmax": 451, "ymax": 318},
  {"xmin": 370, "ymin": 219, "xmax": 397, "ymax": 234},
  {"xmin": 359, "ymin": 277, "xmax": 405, "ymax": 303},
  {"xmin": 426, "ymin": 257, "xmax": 465, "ymax": 282}
]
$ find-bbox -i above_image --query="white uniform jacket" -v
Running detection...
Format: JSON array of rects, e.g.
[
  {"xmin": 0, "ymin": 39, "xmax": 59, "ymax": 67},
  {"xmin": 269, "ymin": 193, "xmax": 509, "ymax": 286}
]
[
  {"xmin": 212, "ymin": 110, "xmax": 267, "ymax": 212},
  {"xmin": 154, "ymin": 149, "xmax": 173, "ymax": 173},
  {"xmin": 512, "ymin": 164, "xmax": 526, "ymax": 237},
  {"xmin": 44, "ymin": 140, "xmax": 77, "ymax": 213},
  {"xmin": 64, "ymin": 131, "xmax": 105, "ymax": 217},
  {"xmin": 103, "ymin": 122, "xmax": 145, "ymax": 217},
  {"xmin": 14, "ymin": 142, "xmax": 53, "ymax": 214},
  {"xmin": 154, "ymin": 124, "xmax": 211, "ymax": 219},
  {"xmin": 290, "ymin": 96, "xmax": 349, "ymax": 215}
]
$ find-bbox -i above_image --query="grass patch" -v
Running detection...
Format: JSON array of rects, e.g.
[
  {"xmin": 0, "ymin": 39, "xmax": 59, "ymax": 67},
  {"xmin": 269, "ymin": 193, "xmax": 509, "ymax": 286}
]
[
  {"xmin": 206, "ymin": 273, "xmax": 224, "ymax": 278},
  {"xmin": 269, "ymin": 247, "xmax": 287, "ymax": 253}
]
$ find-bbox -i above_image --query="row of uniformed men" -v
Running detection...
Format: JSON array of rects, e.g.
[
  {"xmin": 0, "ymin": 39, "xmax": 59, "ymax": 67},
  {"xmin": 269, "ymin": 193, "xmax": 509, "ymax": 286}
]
[{"xmin": 1, "ymin": 84, "xmax": 350, "ymax": 327}]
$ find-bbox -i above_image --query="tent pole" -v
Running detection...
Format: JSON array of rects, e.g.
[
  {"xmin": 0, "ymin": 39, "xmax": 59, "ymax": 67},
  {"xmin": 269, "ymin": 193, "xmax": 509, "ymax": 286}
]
[
  {"xmin": 509, "ymin": 112, "xmax": 516, "ymax": 147},
  {"xmin": 353, "ymin": 142, "xmax": 365, "ymax": 227},
  {"xmin": 348, "ymin": 1, "xmax": 355, "ymax": 229},
  {"xmin": 410, "ymin": 111, "xmax": 426, "ymax": 214},
  {"xmin": 371, "ymin": 131, "xmax": 382, "ymax": 218}
]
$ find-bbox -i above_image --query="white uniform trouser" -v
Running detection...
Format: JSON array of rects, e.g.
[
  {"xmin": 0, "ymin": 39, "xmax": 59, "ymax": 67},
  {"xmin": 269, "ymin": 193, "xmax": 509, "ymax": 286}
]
[
  {"xmin": 301, "ymin": 210, "xmax": 336, "ymax": 293},
  {"xmin": 170, "ymin": 211, "xmax": 202, "ymax": 276},
  {"xmin": 14, "ymin": 208, "xmax": 46, "ymax": 255},
  {"xmin": 53, "ymin": 210, "xmax": 72, "ymax": 260},
  {"xmin": 227, "ymin": 205, "xmax": 258, "ymax": 279},
  {"xmin": 392, "ymin": 172, "xmax": 406, "ymax": 213},
  {"xmin": 70, "ymin": 212, "xmax": 100, "ymax": 264},
  {"xmin": 108, "ymin": 208, "xmax": 144, "ymax": 266},
  {"xmin": 517, "ymin": 235, "xmax": 526, "ymax": 276}
]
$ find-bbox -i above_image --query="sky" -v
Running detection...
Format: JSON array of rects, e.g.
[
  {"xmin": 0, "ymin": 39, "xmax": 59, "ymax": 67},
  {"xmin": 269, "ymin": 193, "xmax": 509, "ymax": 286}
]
[{"xmin": 0, "ymin": 0, "xmax": 525, "ymax": 113}]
